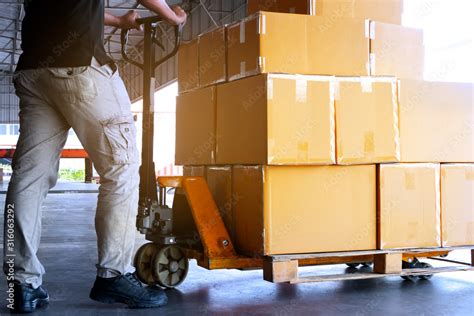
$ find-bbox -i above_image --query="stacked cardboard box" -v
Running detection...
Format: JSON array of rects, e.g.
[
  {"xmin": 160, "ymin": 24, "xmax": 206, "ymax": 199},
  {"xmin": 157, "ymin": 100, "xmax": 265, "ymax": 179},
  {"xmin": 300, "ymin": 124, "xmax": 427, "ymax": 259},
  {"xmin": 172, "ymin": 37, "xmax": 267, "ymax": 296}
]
[
  {"xmin": 176, "ymin": 2, "xmax": 473, "ymax": 255},
  {"xmin": 247, "ymin": 0, "xmax": 403, "ymax": 25}
]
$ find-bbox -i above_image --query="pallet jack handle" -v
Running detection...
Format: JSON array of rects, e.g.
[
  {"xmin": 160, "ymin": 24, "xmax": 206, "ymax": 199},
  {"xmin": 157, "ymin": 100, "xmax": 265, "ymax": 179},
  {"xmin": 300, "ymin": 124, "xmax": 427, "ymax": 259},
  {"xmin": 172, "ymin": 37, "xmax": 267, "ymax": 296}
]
[
  {"xmin": 120, "ymin": 16, "xmax": 184, "ymax": 209},
  {"xmin": 120, "ymin": 16, "xmax": 184, "ymax": 71}
]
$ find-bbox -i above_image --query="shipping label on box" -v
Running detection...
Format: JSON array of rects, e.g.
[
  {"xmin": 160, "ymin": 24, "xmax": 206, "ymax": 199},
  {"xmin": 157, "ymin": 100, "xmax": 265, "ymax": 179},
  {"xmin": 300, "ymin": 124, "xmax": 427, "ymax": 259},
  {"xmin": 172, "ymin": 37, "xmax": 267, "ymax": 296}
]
[{"xmin": 378, "ymin": 163, "xmax": 441, "ymax": 249}]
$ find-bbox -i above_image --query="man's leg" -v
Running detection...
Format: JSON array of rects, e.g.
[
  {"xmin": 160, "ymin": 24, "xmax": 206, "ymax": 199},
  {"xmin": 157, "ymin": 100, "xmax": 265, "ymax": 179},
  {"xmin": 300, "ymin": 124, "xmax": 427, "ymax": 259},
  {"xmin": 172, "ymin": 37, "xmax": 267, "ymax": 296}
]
[
  {"xmin": 3, "ymin": 69, "xmax": 69, "ymax": 312},
  {"xmin": 44, "ymin": 62, "xmax": 139, "ymax": 278},
  {"xmin": 41, "ymin": 60, "xmax": 166, "ymax": 308}
]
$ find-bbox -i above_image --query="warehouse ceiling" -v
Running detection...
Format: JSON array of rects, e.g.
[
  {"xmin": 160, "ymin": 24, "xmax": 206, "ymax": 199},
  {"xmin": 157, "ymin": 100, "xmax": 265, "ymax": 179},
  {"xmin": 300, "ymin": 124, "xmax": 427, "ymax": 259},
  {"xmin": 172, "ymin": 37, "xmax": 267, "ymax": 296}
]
[{"xmin": 0, "ymin": 0, "xmax": 247, "ymax": 123}]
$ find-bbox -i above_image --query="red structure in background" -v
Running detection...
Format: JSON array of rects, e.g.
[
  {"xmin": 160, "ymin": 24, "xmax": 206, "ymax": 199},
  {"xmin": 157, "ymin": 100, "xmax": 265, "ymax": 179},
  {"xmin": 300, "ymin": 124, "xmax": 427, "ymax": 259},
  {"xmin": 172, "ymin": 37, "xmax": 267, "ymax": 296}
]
[
  {"xmin": 1, "ymin": 149, "xmax": 182, "ymax": 181},
  {"xmin": 0, "ymin": 148, "xmax": 93, "ymax": 182},
  {"xmin": 0, "ymin": 148, "xmax": 89, "ymax": 159}
]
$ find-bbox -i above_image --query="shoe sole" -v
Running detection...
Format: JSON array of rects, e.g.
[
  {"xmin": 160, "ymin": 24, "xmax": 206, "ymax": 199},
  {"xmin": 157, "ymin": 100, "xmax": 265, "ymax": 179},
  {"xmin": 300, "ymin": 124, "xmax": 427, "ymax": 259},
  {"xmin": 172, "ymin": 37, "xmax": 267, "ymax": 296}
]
[
  {"xmin": 13, "ymin": 296, "xmax": 49, "ymax": 314},
  {"xmin": 90, "ymin": 292, "xmax": 167, "ymax": 309}
]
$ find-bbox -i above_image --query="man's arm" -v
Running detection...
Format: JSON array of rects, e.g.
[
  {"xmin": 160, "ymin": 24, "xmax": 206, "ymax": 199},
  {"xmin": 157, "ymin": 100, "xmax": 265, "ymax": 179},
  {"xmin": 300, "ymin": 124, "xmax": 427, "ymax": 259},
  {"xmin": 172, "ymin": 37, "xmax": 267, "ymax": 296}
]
[
  {"xmin": 105, "ymin": 10, "xmax": 141, "ymax": 29},
  {"xmin": 138, "ymin": 0, "xmax": 187, "ymax": 25}
]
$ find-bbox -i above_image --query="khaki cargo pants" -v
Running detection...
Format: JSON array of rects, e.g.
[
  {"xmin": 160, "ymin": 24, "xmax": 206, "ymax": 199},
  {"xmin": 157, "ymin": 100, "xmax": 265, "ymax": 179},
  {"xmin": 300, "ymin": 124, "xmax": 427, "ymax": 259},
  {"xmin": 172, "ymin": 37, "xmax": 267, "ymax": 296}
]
[{"xmin": 3, "ymin": 59, "xmax": 140, "ymax": 288}]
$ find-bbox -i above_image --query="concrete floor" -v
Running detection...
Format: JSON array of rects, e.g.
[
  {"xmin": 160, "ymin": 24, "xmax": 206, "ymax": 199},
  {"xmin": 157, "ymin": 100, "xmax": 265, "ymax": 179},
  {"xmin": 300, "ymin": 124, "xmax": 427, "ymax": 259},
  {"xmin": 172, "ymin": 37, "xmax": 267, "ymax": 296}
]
[{"xmin": 0, "ymin": 181, "xmax": 473, "ymax": 316}]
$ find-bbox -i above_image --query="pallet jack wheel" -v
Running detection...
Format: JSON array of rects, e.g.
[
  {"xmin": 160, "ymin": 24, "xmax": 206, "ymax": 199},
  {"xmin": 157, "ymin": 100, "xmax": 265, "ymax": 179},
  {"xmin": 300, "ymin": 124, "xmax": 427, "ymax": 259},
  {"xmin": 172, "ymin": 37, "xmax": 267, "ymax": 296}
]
[
  {"xmin": 401, "ymin": 259, "xmax": 418, "ymax": 282},
  {"xmin": 346, "ymin": 263, "xmax": 360, "ymax": 268},
  {"xmin": 417, "ymin": 262, "xmax": 434, "ymax": 280},
  {"xmin": 151, "ymin": 245, "xmax": 189, "ymax": 289},
  {"xmin": 134, "ymin": 242, "xmax": 159, "ymax": 285}
]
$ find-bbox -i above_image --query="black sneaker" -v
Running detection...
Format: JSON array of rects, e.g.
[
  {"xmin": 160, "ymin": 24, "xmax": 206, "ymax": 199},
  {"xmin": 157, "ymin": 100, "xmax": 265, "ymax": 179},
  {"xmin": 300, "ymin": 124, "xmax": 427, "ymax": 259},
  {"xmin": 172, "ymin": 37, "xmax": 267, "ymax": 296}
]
[
  {"xmin": 10, "ymin": 282, "xmax": 49, "ymax": 314},
  {"xmin": 89, "ymin": 273, "xmax": 168, "ymax": 308}
]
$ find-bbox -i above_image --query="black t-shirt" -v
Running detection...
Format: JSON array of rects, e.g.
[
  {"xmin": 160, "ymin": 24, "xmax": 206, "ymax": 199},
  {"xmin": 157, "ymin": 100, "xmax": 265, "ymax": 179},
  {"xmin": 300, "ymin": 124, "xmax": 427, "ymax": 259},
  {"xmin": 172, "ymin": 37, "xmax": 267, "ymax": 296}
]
[{"xmin": 16, "ymin": 0, "xmax": 113, "ymax": 71}]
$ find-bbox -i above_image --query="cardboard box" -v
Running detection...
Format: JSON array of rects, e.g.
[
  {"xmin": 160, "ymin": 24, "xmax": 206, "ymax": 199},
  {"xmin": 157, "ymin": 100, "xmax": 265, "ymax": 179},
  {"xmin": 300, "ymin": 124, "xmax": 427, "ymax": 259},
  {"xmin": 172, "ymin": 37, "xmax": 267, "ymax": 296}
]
[
  {"xmin": 247, "ymin": 0, "xmax": 403, "ymax": 24},
  {"xmin": 370, "ymin": 22, "xmax": 424, "ymax": 79},
  {"xmin": 198, "ymin": 26, "xmax": 227, "ymax": 88},
  {"xmin": 247, "ymin": 0, "xmax": 316, "ymax": 15},
  {"xmin": 175, "ymin": 86, "xmax": 216, "ymax": 165},
  {"xmin": 233, "ymin": 165, "xmax": 376, "ymax": 256},
  {"xmin": 178, "ymin": 38, "xmax": 199, "ymax": 93},
  {"xmin": 206, "ymin": 166, "xmax": 234, "ymax": 239},
  {"xmin": 315, "ymin": 0, "xmax": 403, "ymax": 25},
  {"xmin": 378, "ymin": 164, "xmax": 441, "ymax": 249},
  {"xmin": 441, "ymin": 164, "xmax": 474, "ymax": 247},
  {"xmin": 226, "ymin": 12, "xmax": 370, "ymax": 81},
  {"xmin": 399, "ymin": 80, "xmax": 474, "ymax": 163},
  {"xmin": 217, "ymin": 74, "xmax": 336, "ymax": 165},
  {"xmin": 335, "ymin": 77, "xmax": 400, "ymax": 165}
]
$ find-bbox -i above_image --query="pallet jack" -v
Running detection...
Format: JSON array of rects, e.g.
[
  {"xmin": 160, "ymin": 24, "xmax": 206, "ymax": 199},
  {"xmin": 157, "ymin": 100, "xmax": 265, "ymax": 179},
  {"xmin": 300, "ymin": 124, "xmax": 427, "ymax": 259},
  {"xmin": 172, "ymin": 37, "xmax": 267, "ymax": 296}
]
[
  {"xmin": 120, "ymin": 17, "xmax": 474, "ymax": 288},
  {"xmin": 120, "ymin": 16, "xmax": 260, "ymax": 289}
]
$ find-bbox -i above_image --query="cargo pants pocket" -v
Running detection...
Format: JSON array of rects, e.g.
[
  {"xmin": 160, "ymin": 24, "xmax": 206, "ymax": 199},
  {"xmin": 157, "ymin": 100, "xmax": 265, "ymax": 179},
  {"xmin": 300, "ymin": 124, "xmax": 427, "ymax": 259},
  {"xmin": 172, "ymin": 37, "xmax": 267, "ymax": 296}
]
[
  {"xmin": 100, "ymin": 115, "xmax": 139, "ymax": 165},
  {"xmin": 47, "ymin": 67, "xmax": 97, "ymax": 104}
]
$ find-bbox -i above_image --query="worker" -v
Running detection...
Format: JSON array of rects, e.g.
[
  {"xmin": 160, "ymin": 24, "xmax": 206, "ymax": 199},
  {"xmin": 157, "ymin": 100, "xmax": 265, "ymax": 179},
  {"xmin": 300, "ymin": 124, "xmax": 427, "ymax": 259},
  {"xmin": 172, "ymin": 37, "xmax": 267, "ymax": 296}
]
[{"xmin": 3, "ymin": 0, "xmax": 186, "ymax": 313}]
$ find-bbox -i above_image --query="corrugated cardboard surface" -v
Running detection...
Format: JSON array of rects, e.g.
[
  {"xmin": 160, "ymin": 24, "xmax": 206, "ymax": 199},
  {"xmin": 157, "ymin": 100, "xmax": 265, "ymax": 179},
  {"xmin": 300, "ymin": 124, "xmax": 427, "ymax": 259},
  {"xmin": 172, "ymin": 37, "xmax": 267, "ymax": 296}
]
[
  {"xmin": 178, "ymin": 38, "xmax": 199, "ymax": 93},
  {"xmin": 441, "ymin": 164, "xmax": 474, "ymax": 247},
  {"xmin": 206, "ymin": 166, "xmax": 235, "ymax": 240},
  {"xmin": 316, "ymin": 0, "xmax": 403, "ymax": 25},
  {"xmin": 226, "ymin": 12, "xmax": 369, "ymax": 81},
  {"xmin": 370, "ymin": 22, "xmax": 424, "ymax": 79},
  {"xmin": 335, "ymin": 77, "xmax": 400, "ymax": 165},
  {"xmin": 399, "ymin": 80, "xmax": 474, "ymax": 163},
  {"xmin": 233, "ymin": 165, "xmax": 376, "ymax": 256},
  {"xmin": 247, "ymin": 0, "xmax": 316, "ymax": 15},
  {"xmin": 233, "ymin": 166, "xmax": 264, "ymax": 256},
  {"xmin": 216, "ymin": 74, "xmax": 336, "ymax": 165},
  {"xmin": 176, "ymin": 86, "xmax": 216, "ymax": 165},
  {"xmin": 378, "ymin": 163, "xmax": 441, "ymax": 249},
  {"xmin": 198, "ymin": 26, "xmax": 227, "ymax": 88}
]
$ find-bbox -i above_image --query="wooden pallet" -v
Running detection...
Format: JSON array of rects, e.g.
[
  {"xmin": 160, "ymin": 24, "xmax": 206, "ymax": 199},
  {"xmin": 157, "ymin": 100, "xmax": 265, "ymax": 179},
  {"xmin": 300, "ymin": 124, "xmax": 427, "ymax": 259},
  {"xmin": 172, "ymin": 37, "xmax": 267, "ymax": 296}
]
[{"xmin": 263, "ymin": 247, "xmax": 474, "ymax": 284}]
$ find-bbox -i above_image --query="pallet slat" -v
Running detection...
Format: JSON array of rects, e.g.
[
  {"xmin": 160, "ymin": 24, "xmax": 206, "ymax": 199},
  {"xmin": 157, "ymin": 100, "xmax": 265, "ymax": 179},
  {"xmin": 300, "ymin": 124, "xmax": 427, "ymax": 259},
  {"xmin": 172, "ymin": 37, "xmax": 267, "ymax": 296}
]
[
  {"xmin": 291, "ymin": 266, "xmax": 474, "ymax": 284},
  {"xmin": 270, "ymin": 246, "xmax": 474, "ymax": 261}
]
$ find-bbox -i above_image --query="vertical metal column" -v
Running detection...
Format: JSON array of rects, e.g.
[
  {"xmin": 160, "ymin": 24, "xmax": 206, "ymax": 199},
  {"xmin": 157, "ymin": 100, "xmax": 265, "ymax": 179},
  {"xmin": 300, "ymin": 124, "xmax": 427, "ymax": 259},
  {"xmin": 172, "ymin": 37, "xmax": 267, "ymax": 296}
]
[{"xmin": 84, "ymin": 158, "xmax": 93, "ymax": 183}]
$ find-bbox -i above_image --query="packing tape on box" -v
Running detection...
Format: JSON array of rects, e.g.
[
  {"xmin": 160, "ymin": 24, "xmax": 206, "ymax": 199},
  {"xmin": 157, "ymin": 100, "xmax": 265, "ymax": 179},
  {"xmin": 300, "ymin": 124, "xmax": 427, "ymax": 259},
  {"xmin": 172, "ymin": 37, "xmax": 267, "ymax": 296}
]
[
  {"xmin": 297, "ymin": 141, "xmax": 309, "ymax": 161},
  {"xmin": 240, "ymin": 20, "xmax": 245, "ymax": 43},
  {"xmin": 369, "ymin": 21, "xmax": 376, "ymax": 40},
  {"xmin": 240, "ymin": 61, "xmax": 246, "ymax": 76},
  {"xmin": 370, "ymin": 53, "xmax": 376, "ymax": 75},
  {"xmin": 333, "ymin": 81, "xmax": 341, "ymax": 101},
  {"xmin": 360, "ymin": 77, "xmax": 373, "ymax": 93},
  {"xmin": 258, "ymin": 14, "xmax": 266, "ymax": 35},
  {"xmin": 364, "ymin": 19, "xmax": 370, "ymax": 39},
  {"xmin": 267, "ymin": 78, "xmax": 274, "ymax": 100},
  {"xmin": 404, "ymin": 171, "xmax": 416, "ymax": 190},
  {"xmin": 364, "ymin": 132, "xmax": 375, "ymax": 154},
  {"xmin": 296, "ymin": 78, "xmax": 308, "ymax": 103},
  {"xmin": 258, "ymin": 56, "xmax": 266, "ymax": 71}
]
